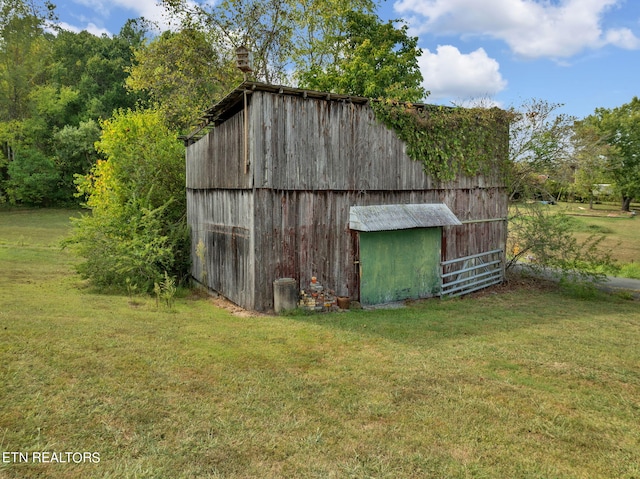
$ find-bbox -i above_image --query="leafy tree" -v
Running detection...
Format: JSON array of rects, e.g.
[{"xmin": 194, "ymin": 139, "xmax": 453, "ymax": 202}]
[
  {"xmin": 53, "ymin": 119, "xmax": 102, "ymax": 199},
  {"xmin": 0, "ymin": 0, "xmax": 54, "ymax": 122},
  {"xmin": 570, "ymin": 121, "xmax": 616, "ymax": 208},
  {"xmin": 210, "ymin": 0, "xmax": 295, "ymax": 84},
  {"xmin": 159, "ymin": 1, "xmax": 424, "ymax": 102},
  {"xmin": 29, "ymin": 84, "xmax": 80, "ymax": 134},
  {"xmin": 66, "ymin": 109, "xmax": 189, "ymax": 290},
  {"xmin": 0, "ymin": 0, "xmax": 54, "ymax": 200},
  {"xmin": 297, "ymin": 11, "xmax": 426, "ymax": 101},
  {"xmin": 507, "ymin": 99, "xmax": 575, "ymax": 201},
  {"xmin": 0, "ymin": 119, "xmax": 19, "ymax": 200},
  {"xmin": 583, "ymin": 97, "xmax": 640, "ymax": 211},
  {"xmin": 162, "ymin": 0, "xmax": 299, "ymax": 84},
  {"xmin": 126, "ymin": 27, "xmax": 240, "ymax": 131},
  {"xmin": 160, "ymin": 0, "xmax": 377, "ymax": 86},
  {"xmin": 289, "ymin": 0, "xmax": 375, "ymax": 69},
  {"xmin": 504, "ymin": 100, "xmax": 619, "ymax": 286},
  {"xmin": 49, "ymin": 21, "xmax": 147, "ymax": 121},
  {"xmin": 0, "ymin": 12, "xmax": 146, "ymax": 205},
  {"xmin": 5, "ymin": 146, "xmax": 60, "ymax": 205}
]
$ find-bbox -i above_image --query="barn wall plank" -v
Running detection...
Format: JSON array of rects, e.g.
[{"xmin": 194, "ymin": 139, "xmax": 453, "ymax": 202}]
[
  {"xmin": 186, "ymin": 110, "xmax": 252, "ymax": 190},
  {"xmin": 187, "ymin": 189, "xmax": 255, "ymax": 309},
  {"xmin": 251, "ymin": 187, "xmax": 507, "ymax": 311},
  {"xmin": 250, "ymin": 91, "xmax": 506, "ymax": 192}
]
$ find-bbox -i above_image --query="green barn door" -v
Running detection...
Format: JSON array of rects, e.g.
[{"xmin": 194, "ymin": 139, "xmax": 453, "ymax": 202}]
[{"xmin": 359, "ymin": 228, "xmax": 441, "ymax": 305}]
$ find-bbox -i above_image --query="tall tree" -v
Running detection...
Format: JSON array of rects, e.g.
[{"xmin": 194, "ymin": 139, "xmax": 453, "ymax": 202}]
[
  {"xmin": 505, "ymin": 101, "xmax": 619, "ymax": 284},
  {"xmin": 126, "ymin": 27, "xmax": 240, "ymax": 131},
  {"xmin": 584, "ymin": 97, "xmax": 640, "ymax": 211},
  {"xmin": 49, "ymin": 21, "xmax": 147, "ymax": 120},
  {"xmin": 0, "ymin": 12, "xmax": 147, "ymax": 204},
  {"xmin": 160, "ymin": 0, "xmax": 377, "ymax": 86},
  {"xmin": 507, "ymin": 99, "xmax": 575, "ymax": 201},
  {"xmin": 570, "ymin": 120, "xmax": 616, "ymax": 208},
  {"xmin": 296, "ymin": 10, "xmax": 426, "ymax": 101},
  {"xmin": 161, "ymin": 0, "xmax": 296, "ymax": 84},
  {"xmin": 0, "ymin": 0, "xmax": 54, "ymax": 123},
  {"xmin": 0, "ymin": 0, "xmax": 55, "ymax": 201}
]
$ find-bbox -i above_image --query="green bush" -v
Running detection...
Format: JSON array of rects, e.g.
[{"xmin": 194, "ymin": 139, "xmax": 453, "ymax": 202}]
[
  {"xmin": 65, "ymin": 109, "xmax": 189, "ymax": 291},
  {"xmin": 6, "ymin": 147, "xmax": 61, "ymax": 205},
  {"xmin": 507, "ymin": 202, "xmax": 619, "ymax": 283},
  {"xmin": 68, "ymin": 197, "xmax": 188, "ymax": 290}
]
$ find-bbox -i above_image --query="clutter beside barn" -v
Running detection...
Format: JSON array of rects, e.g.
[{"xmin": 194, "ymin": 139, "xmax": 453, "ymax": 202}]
[{"xmin": 184, "ymin": 81, "xmax": 510, "ymax": 312}]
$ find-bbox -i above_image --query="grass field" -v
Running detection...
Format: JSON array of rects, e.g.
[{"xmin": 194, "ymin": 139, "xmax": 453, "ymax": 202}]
[
  {"xmin": 513, "ymin": 201, "xmax": 640, "ymax": 278},
  {"xmin": 1, "ymin": 208, "xmax": 640, "ymax": 478},
  {"xmin": 558, "ymin": 201, "xmax": 639, "ymax": 264}
]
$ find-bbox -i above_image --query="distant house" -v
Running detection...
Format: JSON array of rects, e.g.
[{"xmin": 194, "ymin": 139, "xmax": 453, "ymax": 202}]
[{"xmin": 184, "ymin": 82, "xmax": 509, "ymax": 311}]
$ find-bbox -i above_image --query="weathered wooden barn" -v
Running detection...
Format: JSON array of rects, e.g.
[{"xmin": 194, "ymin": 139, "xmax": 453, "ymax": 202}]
[{"xmin": 185, "ymin": 82, "xmax": 509, "ymax": 311}]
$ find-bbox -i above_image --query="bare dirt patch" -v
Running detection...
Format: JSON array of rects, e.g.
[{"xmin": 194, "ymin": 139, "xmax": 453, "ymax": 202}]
[
  {"xmin": 208, "ymin": 294, "xmax": 267, "ymax": 318},
  {"xmin": 467, "ymin": 271, "xmax": 558, "ymax": 299}
]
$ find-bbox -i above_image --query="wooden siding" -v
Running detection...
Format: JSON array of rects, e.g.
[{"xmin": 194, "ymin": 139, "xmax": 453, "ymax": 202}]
[
  {"xmin": 251, "ymin": 188, "xmax": 507, "ymax": 311},
  {"xmin": 185, "ymin": 90, "xmax": 507, "ymax": 193},
  {"xmin": 187, "ymin": 189, "xmax": 255, "ymax": 309},
  {"xmin": 249, "ymin": 91, "xmax": 506, "ymax": 191},
  {"xmin": 186, "ymin": 110, "xmax": 251, "ymax": 190}
]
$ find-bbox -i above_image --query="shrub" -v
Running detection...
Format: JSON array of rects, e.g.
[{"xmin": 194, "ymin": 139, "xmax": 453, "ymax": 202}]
[
  {"xmin": 65, "ymin": 109, "xmax": 189, "ymax": 291},
  {"xmin": 6, "ymin": 147, "xmax": 61, "ymax": 205},
  {"xmin": 67, "ymin": 197, "xmax": 188, "ymax": 290},
  {"xmin": 507, "ymin": 202, "xmax": 619, "ymax": 284}
]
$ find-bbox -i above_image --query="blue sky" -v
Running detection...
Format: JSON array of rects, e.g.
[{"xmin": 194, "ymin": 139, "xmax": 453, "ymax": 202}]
[{"xmin": 50, "ymin": 0, "xmax": 640, "ymax": 119}]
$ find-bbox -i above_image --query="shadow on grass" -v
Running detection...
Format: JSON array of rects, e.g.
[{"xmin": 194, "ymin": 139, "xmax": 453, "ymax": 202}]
[{"xmin": 281, "ymin": 277, "xmax": 636, "ymax": 347}]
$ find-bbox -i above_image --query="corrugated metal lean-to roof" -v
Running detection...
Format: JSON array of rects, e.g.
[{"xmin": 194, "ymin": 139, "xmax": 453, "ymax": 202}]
[{"xmin": 349, "ymin": 204, "xmax": 462, "ymax": 232}]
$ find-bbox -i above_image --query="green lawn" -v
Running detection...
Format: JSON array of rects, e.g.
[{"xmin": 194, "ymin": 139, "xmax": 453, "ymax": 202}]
[
  {"xmin": 511, "ymin": 201, "xmax": 640, "ymax": 278},
  {"xmin": 1, "ymin": 208, "xmax": 639, "ymax": 478},
  {"xmin": 557, "ymin": 201, "xmax": 639, "ymax": 265}
]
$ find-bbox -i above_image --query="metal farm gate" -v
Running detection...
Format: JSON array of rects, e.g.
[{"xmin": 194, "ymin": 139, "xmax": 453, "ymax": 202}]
[{"xmin": 440, "ymin": 249, "xmax": 504, "ymax": 298}]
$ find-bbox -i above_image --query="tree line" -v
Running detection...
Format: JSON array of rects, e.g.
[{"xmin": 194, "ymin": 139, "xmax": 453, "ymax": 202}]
[{"xmin": 1, "ymin": 0, "xmax": 431, "ymax": 207}]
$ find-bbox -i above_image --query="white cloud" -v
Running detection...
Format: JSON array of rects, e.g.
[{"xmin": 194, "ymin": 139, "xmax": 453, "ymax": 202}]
[
  {"xmin": 72, "ymin": 0, "xmax": 110, "ymax": 17},
  {"xmin": 394, "ymin": 0, "xmax": 640, "ymax": 58},
  {"xmin": 69, "ymin": 0, "xmax": 179, "ymax": 33},
  {"xmin": 419, "ymin": 45, "xmax": 507, "ymax": 101},
  {"xmin": 605, "ymin": 27, "xmax": 640, "ymax": 49},
  {"xmin": 57, "ymin": 21, "xmax": 111, "ymax": 36},
  {"xmin": 110, "ymin": 0, "xmax": 177, "ymax": 30}
]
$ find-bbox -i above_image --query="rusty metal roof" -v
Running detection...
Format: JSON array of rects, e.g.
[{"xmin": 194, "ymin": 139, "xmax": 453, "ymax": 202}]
[{"xmin": 349, "ymin": 204, "xmax": 462, "ymax": 232}]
